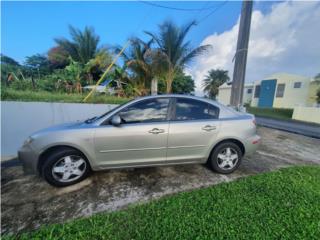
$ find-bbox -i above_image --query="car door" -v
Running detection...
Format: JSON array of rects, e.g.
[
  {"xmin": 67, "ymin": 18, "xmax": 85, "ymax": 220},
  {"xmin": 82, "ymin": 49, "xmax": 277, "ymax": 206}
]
[
  {"xmin": 167, "ymin": 98, "xmax": 220, "ymax": 163},
  {"xmin": 94, "ymin": 97, "xmax": 171, "ymax": 167}
]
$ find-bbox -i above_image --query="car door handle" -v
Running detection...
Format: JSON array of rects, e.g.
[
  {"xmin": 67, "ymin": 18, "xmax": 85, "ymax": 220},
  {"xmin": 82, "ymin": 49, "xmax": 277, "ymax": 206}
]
[
  {"xmin": 148, "ymin": 128, "xmax": 165, "ymax": 134},
  {"xmin": 202, "ymin": 125, "xmax": 216, "ymax": 131}
]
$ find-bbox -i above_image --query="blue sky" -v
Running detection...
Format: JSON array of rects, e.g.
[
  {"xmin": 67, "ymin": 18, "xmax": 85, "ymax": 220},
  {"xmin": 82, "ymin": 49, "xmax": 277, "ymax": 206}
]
[
  {"xmin": 0, "ymin": 1, "xmax": 252, "ymax": 63},
  {"xmin": 3, "ymin": 1, "xmax": 318, "ymax": 95}
]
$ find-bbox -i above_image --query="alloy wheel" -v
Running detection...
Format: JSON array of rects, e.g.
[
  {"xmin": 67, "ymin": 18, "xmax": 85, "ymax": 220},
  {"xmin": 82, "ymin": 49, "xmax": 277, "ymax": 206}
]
[
  {"xmin": 217, "ymin": 147, "xmax": 239, "ymax": 170},
  {"xmin": 51, "ymin": 155, "xmax": 87, "ymax": 183}
]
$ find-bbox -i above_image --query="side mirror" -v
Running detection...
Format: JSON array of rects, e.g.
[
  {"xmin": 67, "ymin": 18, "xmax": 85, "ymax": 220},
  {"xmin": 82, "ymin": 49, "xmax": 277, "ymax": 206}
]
[{"xmin": 111, "ymin": 115, "xmax": 122, "ymax": 126}]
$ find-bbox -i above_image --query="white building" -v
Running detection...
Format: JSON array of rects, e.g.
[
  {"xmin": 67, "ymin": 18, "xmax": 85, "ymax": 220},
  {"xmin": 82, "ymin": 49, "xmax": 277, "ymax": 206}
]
[
  {"xmin": 251, "ymin": 73, "xmax": 318, "ymax": 108},
  {"xmin": 217, "ymin": 83, "xmax": 254, "ymax": 106}
]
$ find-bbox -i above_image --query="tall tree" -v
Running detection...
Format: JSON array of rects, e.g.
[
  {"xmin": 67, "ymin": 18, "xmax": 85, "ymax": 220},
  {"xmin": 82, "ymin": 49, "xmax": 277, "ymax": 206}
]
[
  {"xmin": 24, "ymin": 54, "xmax": 50, "ymax": 84},
  {"xmin": 145, "ymin": 20, "xmax": 211, "ymax": 93},
  {"xmin": 172, "ymin": 72, "xmax": 195, "ymax": 94},
  {"xmin": 24, "ymin": 54, "xmax": 49, "ymax": 70},
  {"xmin": 55, "ymin": 26, "xmax": 100, "ymax": 64},
  {"xmin": 1, "ymin": 54, "xmax": 20, "ymax": 66},
  {"xmin": 202, "ymin": 69, "xmax": 230, "ymax": 99},
  {"xmin": 85, "ymin": 49, "xmax": 113, "ymax": 83},
  {"xmin": 115, "ymin": 38, "xmax": 167, "ymax": 95},
  {"xmin": 48, "ymin": 46, "xmax": 70, "ymax": 69}
]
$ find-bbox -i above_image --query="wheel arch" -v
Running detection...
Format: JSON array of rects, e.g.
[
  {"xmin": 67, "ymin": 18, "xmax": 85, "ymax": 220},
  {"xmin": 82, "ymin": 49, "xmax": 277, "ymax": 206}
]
[
  {"xmin": 208, "ymin": 138, "xmax": 245, "ymax": 160},
  {"xmin": 37, "ymin": 145, "xmax": 92, "ymax": 174}
]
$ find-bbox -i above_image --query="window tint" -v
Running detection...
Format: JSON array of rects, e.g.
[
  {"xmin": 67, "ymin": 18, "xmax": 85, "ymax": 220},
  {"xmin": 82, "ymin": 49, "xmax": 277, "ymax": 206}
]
[
  {"xmin": 247, "ymin": 88, "xmax": 253, "ymax": 94},
  {"xmin": 254, "ymin": 85, "xmax": 260, "ymax": 98},
  {"xmin": 294, "ymin": 82, "xmax": 301, "ymax": 88},
  {"xmin": 276, "ymin": 84, "xmax": 285, "ymax": 97},
  {"xmin": 118, "ymin": 98, "xmax": 169, "ymax": 123},
  {"xmin": 175, "ymin": 98, "xmax": 219, "ymax": 121}
]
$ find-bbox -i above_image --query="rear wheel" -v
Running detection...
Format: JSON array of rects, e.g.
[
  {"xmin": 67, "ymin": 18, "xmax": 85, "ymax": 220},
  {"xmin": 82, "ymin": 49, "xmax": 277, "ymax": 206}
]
[
  {"xmin": 41, "ymin": 148, "xmax": 90, "ymax": 187},
  {"xmin": 208, "ymin": 142, "xmax": 242, "ymax": 174}
]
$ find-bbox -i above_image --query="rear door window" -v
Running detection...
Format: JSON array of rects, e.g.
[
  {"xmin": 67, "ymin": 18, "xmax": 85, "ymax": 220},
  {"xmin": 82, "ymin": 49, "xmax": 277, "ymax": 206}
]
[{"xmin": 174, "ymin": 98, "xmax": 219, "ymax": 121}]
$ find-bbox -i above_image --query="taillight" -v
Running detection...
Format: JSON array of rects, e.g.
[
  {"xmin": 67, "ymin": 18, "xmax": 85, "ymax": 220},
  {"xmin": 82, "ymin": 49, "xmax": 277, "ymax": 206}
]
[{"xmin": 252, "ymin": 118, "xmax": 256, "ymax": 126}]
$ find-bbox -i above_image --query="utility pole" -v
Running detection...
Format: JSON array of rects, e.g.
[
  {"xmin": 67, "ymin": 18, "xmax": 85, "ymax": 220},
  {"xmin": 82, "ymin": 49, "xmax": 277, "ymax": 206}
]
[{"xmin": 230, "ymin": 0, "xmax": 253, "ymax": 108}]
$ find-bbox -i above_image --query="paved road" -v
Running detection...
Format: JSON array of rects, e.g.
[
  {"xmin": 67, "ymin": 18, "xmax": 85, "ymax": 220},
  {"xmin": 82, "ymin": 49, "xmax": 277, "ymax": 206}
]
[{"xmin": 256, "ymin": 117, "xmax": 320, "ymax": 139}]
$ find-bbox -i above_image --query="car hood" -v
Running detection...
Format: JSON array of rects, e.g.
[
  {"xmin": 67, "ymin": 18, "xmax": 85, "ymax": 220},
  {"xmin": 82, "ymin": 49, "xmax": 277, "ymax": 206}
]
[{"xmin": 31, "ymin": 121, "xmax": 86, "ymax": 137}]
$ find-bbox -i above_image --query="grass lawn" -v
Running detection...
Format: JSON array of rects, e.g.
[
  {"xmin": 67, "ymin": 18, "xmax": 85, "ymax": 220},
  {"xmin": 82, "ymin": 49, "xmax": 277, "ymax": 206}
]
[
  {"xmin": 4, "ymin": 166, "xmax": 320, "ymax": 239},
  {"xmin": 247, "ymin": 106, "xmax": 293, "ymax": 120},
  {"xmin": 1, "ymin": 88, "xmax": 130, "ymax": 105}
]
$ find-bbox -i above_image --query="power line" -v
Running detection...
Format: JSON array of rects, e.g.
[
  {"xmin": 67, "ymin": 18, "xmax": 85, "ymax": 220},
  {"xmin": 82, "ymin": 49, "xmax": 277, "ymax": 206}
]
[
  {"xmin": 192, "ymin": 1, "xmax": 212, "ymax": 19},
  {"xmin": 196, "ymin": 1, "xmax": 229, "ymax": 24},
  {"xmin": 138, "ymin": 0, "xmax": 227, "ymax": 12}
]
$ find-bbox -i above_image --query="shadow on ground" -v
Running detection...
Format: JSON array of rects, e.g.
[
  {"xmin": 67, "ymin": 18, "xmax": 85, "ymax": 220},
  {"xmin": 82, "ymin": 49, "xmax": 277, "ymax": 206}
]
[{"xmin": 1, "ymin": 127, "xmax": 320, "ymax": 235}]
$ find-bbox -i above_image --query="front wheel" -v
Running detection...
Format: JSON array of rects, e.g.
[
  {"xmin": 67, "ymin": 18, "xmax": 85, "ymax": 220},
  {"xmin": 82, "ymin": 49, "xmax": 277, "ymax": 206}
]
[
  {"xmin": 208, "ymin": 142, "xmax": 242, "ymax": 174},
  {"xmin": 41, "ymin": 148, "xmax": 90, "ymax": 187}
]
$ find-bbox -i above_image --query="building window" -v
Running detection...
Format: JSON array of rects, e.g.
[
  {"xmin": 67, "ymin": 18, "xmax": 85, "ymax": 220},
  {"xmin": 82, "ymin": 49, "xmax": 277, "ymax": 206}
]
[
  {"xmin": 294, "ymin": 82, "xmax": 301, "ymax": 88},
  {"xmin": 276, "ymin": 84, "xmax": 285, "ymax": 98},
  {"xmin": 247, "ymin": 88, "xmax": 252, "ymax": 94},
  {"xmin": 254, "ymin": 85, "xmax": 260, "ymax": 98}
]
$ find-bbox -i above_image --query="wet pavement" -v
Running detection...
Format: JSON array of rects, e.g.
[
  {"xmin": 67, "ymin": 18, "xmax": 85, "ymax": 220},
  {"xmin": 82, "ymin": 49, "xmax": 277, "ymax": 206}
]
[{"xmin": 1, "ymin": 127, "xmax": 320, "ymax": 235}]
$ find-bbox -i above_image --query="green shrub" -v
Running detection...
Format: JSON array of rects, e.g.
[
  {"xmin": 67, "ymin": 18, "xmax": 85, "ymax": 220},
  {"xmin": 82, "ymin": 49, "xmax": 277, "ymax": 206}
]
[
  {"xmin": 247, "ymin": 106, "xmax": 293, "ymax": 120},
  {"xmin": 8, "ymin": 79, "xmax": 34, "ymax": 91}
]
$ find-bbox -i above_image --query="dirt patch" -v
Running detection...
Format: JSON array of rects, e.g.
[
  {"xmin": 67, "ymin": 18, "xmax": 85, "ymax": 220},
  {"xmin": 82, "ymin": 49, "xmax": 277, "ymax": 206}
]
[{"xmin": 1, "ymin": 127, "xmax": 320, "ymax": 235}]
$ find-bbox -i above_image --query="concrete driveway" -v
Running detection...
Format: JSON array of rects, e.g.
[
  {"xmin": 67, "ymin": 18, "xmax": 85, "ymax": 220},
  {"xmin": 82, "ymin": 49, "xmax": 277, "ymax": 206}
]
[{"xmin": 1, "ymin": 127, "xmax": 320, "ymax": 235}]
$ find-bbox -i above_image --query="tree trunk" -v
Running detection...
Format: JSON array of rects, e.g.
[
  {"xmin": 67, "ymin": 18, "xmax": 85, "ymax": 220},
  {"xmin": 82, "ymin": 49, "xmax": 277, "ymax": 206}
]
[
  {"xmin": 31, "ymin": 72, "xmax": 36, "ymax": 89},
  {"xmin": 166, "ymin": 70, "xmax": 174, "ymax": 93},
  {"xmin": 151, "ymin": 77, "xmax": 158, "ymax": 95}
]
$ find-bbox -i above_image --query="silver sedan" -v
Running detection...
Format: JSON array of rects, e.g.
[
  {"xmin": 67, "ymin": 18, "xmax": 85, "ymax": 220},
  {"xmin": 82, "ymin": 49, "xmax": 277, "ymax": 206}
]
[{"xmin": 19, "ymin": 95, "xmax": 260, "ymax": 187}]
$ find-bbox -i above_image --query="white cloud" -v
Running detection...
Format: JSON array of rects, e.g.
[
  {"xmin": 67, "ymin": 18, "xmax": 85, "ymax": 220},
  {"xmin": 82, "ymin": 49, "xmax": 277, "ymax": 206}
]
[{"xmin": 189, "ymin": 1, "xmax": 320, "ymax": 96}]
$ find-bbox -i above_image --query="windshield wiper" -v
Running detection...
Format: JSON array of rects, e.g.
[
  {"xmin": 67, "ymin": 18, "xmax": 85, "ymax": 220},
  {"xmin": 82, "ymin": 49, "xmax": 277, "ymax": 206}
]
[{"xmin": 84, "ymin": 116, "xmax": 97, "ymax": 124}]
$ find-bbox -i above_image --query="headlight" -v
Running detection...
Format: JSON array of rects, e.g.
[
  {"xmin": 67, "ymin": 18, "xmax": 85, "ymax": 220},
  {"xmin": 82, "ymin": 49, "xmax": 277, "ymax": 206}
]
[{"xmin": 23, "ymin": 136, "xmax": 34, "ymax": 145}]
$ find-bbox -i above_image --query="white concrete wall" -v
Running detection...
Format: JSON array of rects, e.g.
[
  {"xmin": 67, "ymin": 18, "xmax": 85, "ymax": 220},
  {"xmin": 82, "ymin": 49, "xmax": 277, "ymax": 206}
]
[
  {"xmin": 217, "ymin": 85, "xmax": 253, "ymax": 106},
  {"xmin": 292, "ymin": 106, "xmax": 320, "ymax": 124},
  {"xmin": 1, "ymin": 101, "xmax": 118, "ymax": 157},
  {"xmin": 217, "ymin": 88, "xmax": 231, "ymax": 105}
]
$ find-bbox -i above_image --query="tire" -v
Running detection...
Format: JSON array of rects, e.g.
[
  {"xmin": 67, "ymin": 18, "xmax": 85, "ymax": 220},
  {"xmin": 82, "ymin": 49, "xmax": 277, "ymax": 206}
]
[
  {"xmin": 208, "ymin": 142, "xmax": 242, "ymax": 174},
  {"xmin": 41, "ymin": 148, "xmax": 91, "ymax": 187}
]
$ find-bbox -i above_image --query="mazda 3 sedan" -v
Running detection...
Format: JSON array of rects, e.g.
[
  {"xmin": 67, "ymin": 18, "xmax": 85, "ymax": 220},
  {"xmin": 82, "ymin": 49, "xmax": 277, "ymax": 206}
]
[{"xmin": 19, "ymin": 95, "xmax": 260, "ymax": 187}]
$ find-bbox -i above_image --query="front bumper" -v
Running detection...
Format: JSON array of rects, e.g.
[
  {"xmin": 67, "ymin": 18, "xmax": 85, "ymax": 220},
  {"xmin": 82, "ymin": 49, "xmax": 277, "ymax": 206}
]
[
  {"xmin": 244, "ymin": 134, "xmax": 261, "ymax": 156},
  {"xmin": 18, "ymin": 144, "xmax": 39, "ymax": 175}
]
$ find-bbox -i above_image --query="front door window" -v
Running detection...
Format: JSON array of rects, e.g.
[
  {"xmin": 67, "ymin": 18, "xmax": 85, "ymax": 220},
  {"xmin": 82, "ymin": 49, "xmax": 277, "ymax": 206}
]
[{"xmin": 118, "ymin": 98, "xmax": 170, "ymax": 124}]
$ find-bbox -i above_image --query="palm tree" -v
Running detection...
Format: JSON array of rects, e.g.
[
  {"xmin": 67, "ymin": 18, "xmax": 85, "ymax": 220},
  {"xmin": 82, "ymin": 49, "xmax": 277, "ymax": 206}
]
[
  {"xmin": 55, "ymin": 26, "xmax": 100, "ymax": 64},
  {"xmin": 145, "ymin": 20, "xmax": 211, "ymax": 93},
  {"xmin": 115, "ymin": 38, "xmax": 167, "ymax": 95},
  {"xmin": 202, "ymin": 69, "xmax": 230, "ymax": 99}
]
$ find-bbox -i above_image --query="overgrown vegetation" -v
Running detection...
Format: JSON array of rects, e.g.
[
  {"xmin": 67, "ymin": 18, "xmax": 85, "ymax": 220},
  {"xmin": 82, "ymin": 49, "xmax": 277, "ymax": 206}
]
[
  {"xmin": 1, "ymin": 20, "xmax": 213, "ymax": 101},
  {"xmin": 1, "ymin": 88, "xmax": 130, "ymax": 104},
  {"xmin": 247, "ymin": 106, "xmax": 293, "ymax": 120},
  {"xmin": 4, "ymin": 166, "xmax": 320, "ymax": 239}
]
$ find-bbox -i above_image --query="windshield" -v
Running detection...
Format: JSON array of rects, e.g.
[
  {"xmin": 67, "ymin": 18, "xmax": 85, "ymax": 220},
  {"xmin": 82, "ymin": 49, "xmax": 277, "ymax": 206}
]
[{"xmin": 85, "ymin": 100, "xmax": 134, "ymax": 124}]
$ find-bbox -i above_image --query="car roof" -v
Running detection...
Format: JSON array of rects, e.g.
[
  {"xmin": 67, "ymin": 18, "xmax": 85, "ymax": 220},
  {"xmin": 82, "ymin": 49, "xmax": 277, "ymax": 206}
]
[{"xmin": 135, "ymin": 94, "xmax": 217, "ymax": 103}]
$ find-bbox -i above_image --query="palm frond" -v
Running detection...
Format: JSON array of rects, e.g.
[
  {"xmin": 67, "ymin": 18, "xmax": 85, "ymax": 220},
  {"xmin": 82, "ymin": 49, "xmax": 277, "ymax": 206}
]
[{"xmin": 178, "ymin": 44, "xmax": 212, "ymax": 67}]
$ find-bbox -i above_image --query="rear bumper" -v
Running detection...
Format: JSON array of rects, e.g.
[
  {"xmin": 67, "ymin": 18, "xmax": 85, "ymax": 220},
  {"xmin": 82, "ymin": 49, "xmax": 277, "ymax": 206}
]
[
  {"xmin": 244, "ymin": 134, "xmax": 261, "ymax": 155},
  {"xmin": 18, "ymin": 144, "xmax": 39, "ymax": 175}
]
